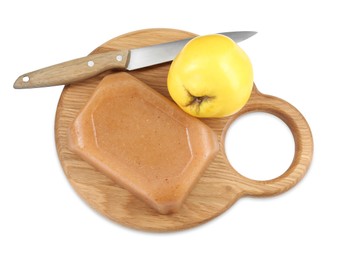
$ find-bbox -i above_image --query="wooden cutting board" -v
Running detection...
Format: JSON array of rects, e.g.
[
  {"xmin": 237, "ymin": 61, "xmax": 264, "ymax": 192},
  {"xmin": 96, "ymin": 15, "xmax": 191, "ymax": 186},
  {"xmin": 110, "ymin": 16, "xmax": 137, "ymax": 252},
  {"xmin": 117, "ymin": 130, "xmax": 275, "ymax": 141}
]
[{"xmin": 55, "ymin": 28, "xmax": 313, "ymax": 232}]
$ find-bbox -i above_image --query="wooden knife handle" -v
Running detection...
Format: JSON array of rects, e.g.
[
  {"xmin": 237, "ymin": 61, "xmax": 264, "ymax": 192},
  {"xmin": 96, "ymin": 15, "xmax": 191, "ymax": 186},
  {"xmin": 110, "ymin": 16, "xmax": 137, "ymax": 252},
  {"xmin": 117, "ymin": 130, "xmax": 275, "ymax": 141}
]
[
  {"xmin": 13, "ymin": 50, "xmax": 129, "ymax": 89},
  {"xmin": 224, "ymin": 85, "xmax": 313, "ymax": 197}
]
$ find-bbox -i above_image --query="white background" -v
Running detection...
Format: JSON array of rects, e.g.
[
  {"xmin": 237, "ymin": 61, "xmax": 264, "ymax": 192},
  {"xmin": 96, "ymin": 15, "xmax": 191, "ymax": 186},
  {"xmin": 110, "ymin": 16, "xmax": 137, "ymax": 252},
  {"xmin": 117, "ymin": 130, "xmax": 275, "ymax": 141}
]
[{"xmin": 1, "ymin": 0, "xmax": 348, "ymax": 259}]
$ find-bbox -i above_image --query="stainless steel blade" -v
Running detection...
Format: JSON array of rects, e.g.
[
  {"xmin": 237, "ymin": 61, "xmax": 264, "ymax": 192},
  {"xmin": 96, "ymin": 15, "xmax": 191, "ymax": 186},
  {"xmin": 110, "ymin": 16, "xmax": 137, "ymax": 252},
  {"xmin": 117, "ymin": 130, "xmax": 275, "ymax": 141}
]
[{"xmin": 126, "ymin": 31, "xmax": 256, "ymax": 70}]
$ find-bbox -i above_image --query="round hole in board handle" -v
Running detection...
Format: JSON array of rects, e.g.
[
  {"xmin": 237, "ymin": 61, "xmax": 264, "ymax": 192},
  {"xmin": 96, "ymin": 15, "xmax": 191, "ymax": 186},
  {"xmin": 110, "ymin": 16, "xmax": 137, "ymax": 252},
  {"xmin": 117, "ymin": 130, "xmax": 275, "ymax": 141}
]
[{"xmin": 225, "ymin": 112, "xmax": 295, "ymax": 181}]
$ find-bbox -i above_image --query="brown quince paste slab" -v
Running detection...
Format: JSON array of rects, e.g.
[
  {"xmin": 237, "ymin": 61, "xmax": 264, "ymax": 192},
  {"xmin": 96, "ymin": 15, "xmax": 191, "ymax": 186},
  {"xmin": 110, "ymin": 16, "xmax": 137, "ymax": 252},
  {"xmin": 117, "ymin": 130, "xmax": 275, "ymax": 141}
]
[{"xmin": 68, "ymin": 72, "xmax": 219, "ymax": 214}]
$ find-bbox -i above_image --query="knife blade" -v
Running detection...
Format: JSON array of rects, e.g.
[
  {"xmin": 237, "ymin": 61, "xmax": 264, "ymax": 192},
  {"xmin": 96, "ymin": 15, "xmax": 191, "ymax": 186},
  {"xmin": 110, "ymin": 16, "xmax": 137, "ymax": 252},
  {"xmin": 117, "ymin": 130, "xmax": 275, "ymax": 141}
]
[{"xmin": 13, "ymin": 31, "xmax": 256, "ymax": 89}]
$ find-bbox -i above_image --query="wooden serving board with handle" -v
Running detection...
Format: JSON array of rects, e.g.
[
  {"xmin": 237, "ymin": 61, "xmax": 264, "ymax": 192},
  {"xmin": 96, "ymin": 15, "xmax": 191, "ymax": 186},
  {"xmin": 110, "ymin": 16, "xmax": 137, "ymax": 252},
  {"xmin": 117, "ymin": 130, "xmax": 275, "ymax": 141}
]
[{"xmin": 55, "ymin": 28, "xmax": 313, "ymax": 232}]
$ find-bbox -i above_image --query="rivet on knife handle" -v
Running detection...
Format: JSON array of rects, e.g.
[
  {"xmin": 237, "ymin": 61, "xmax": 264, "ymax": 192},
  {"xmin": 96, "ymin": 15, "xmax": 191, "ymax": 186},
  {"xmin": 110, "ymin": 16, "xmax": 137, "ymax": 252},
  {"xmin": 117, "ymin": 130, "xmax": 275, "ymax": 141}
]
[{"xmin": 13, "ymin": 50, "xmax": 129, "ymax": 89}]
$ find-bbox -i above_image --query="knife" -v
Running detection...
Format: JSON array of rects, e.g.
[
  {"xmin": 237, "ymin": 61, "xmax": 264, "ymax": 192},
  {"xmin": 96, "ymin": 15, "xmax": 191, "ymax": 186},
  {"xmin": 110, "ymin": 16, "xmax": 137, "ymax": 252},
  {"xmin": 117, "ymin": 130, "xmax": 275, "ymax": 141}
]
[{"xmin": 13, "ymin": 31, "xmax": 256, "ymax": 89}]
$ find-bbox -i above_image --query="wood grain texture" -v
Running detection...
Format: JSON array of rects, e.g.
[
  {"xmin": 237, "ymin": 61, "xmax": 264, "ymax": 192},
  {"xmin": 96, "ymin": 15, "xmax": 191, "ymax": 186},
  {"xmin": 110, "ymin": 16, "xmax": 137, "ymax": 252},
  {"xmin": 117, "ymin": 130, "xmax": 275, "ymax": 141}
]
[{"xmin": 55, "ymin": 28, "xmax": 313, "ymax": 232}]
